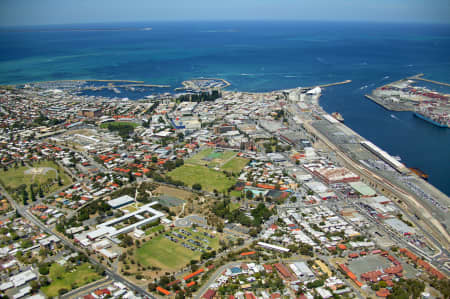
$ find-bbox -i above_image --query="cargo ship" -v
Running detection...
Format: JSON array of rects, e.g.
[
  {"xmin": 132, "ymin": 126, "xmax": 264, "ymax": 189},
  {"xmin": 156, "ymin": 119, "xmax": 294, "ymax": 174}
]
[
  {"xmin": 332, "ymin": 112, "xmax": 344, "ymax": 122},
  {"xmin": 409, "ymin": 167, "xmax": 429, "ymax": 180},
  {"xmin": 414, "ymin": 112, "xmax": 448, "ymax": 128}
]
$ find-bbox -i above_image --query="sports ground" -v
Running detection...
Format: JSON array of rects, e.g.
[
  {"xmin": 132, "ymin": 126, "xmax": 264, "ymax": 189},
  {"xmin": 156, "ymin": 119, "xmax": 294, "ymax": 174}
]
[{"xmin": 168, "ymin": 148, "xmax": 249, "ymax": 192}]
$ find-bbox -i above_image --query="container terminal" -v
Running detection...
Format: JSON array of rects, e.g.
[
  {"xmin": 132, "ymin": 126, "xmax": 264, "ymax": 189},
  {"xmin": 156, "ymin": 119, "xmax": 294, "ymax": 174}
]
[{"xmin": 365, "ymin": 74, "xmax": 449, "ymax": 128}]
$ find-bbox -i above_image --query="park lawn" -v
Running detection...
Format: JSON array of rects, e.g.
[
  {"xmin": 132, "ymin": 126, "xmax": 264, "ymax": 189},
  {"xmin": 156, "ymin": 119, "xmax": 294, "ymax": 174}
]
[
  {"xmin": 185, "ymin": 148, "xmax": 214, "ymax": 166},
  {"xmin": 221, "ymin": 157, "xmax": 249, "ymax": 173},
  {"xmin": 168, "ymin": 164, "xmax": 236, "ymax": 192},
  {"xmin": 41, "ymin": 263, "xmax": 102, "ymax": 297},
  {"xmin": 186, "ymin": 148, "xmax": 237, "ymax": 168},
  {"xmin": 99, "ymin": 121, "xmax": 138, "ymax": 129},
  {"xmin": 0, "ymin": 160, "xmax": 72, "ymax": 196},
  {"xmin": 145, "ymin": 224, "xmax": 165, "ymax": 235},
  {"xmin": 230, "ymin": 190, "xmax": 242, "ymax": 198},
  {"xmin": 136, "ymin": 235, "xmax": 199, "ymax": 269},
  {"xmin": 229, "ymin": 202, "xmax": 241, "ymax": 212}
]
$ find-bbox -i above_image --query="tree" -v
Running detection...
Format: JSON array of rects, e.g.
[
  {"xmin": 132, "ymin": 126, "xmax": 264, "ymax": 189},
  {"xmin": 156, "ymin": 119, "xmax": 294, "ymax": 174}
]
[
  {"xmin": 39, "ymin": 265, "xmax": 50, "ymax": 275},
  {"xmin": 30, "ymin": 189, "xmax": 36, "ymax": 202},
  {"xmin": 39, "ymin": 276, "xmax": 49, "ymax": 286},
  {"xmin": 192, "ymin": 183, "xmax": 202, "ymax": 191},
  {"xmin": 30, "ymin": 280, "xmax": 40, "ymax": 292},
  {"xmin": 22, "ymin": 189, "xmax": 28, "ymax": 205},
  {"xmin": 128, "ymin": 171, "xmax": 134, "ymax": 182}
]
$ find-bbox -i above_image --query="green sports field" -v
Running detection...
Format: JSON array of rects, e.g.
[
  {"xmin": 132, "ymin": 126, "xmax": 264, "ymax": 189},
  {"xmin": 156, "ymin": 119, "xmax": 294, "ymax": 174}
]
[
  {"xmin": 168, "ymin": 164, "xmax": 236, "ymax": 192},
  {"xmin": 0, "ymin": 160, "xmax": 72, "ymax": 196},
  {"xmin": 221, "ymin": 157, "xmax": 249, "ymax": 173},
  {"xmin": 186, "ymin": 148, "xmax": 237, "ymax": 168}
]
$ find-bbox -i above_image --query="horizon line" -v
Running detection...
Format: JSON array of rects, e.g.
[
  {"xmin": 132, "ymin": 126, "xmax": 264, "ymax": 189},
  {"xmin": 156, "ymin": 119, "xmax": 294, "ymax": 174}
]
[{"xmin": 1, "ymin": 18, "xmax": 450, "ymax": 29}]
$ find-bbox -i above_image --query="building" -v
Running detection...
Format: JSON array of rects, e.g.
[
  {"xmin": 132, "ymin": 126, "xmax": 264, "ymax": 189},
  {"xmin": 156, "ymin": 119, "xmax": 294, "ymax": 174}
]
[
  {"xmin": 88, "ymin": 202, "xmax": 165, "ymax": 240},
  {"xmin": 257, "ymin": 242, "xmax": 290, "ymax": 253},
  {"xmin": 274, "ymin": 263, "xmax": 295, "ymax": 281},
  {"xmin": 289, "ymin": 262, "xmax": 315, "ymax": 281},
  {"xmin": 10, "ymin": 270, "xmax": 37, "ymax": 287},
  {"xmin": 214, "ymin": 124, "xmax": 236, "ymax": 134},
  {"xmin": 79, "ymin": 108, "xmax": 102, "ymax": 118},
  {"xmin": 202, "ymin": 289, "xmax": 216, "ymax": 299},
  {"xmin": 107, "ymin": 195, "xmax": 135, "ymax": 209}
]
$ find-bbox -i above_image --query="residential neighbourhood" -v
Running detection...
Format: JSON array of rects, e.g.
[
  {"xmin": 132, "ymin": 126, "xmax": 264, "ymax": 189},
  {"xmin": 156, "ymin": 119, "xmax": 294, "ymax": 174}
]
[{"xmin": 0, "ymin": 80, "xmax": 448, "ymax": 299}]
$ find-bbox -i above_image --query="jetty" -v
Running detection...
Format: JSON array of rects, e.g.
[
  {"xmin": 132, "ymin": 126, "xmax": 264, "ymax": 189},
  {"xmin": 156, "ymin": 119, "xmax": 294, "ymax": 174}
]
[
  {"xmin": 115, "ymin": 84, "xmax": 170, "ymax": 88},
  {"xmin": 411, "ymin": 74, "xmax": 450, "ymax": 88},
  {"xmin": 302, "ymin": 79, "xmax": 352, "ymax": 90}
]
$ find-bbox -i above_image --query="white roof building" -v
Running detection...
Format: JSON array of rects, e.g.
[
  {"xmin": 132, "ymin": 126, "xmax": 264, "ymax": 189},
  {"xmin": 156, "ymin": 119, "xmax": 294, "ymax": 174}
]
[
  {"xmin": 0, "ymin": 282, "xmax": 13, "ymax": 291},
  {"xmin": 107, "ymin": 195, "xmax": 135, "ymax": 209},
  {"xmin": 13, "ymin": 286, "xmax": 32, "ymax": 299},
  {"xmin": 257, "ymin": 241, "xmax": 290, "ymax": 253},
  {"xmin": 99, "ymin": 248, "xmax": 118, "ymax": 259},
  {"xmin": 10, "ymin": 270, "xmax": 37, "ymax": 287}
]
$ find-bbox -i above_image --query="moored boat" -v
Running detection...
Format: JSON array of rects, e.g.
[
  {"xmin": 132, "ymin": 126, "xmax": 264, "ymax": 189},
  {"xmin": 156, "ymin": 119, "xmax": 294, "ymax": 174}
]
[{"xmin": 331, "ymin": 112, "xmax": 344, "ymax": 122}]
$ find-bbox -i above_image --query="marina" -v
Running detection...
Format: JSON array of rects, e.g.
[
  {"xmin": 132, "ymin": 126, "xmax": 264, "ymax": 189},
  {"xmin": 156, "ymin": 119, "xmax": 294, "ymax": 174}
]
[{"xmin": 176, "ymin": 78, "xmax": 231, "ymax": 91}]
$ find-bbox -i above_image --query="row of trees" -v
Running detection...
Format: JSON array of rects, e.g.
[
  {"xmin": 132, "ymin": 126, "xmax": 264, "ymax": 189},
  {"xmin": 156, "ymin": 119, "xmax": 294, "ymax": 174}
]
[
  {"xmin": 213, "ymin": 199, "xmax": 272, "ymax": 228},
  {"xmin": 104, "ymin": 122, "xmax": 135, "ymax": 139}
]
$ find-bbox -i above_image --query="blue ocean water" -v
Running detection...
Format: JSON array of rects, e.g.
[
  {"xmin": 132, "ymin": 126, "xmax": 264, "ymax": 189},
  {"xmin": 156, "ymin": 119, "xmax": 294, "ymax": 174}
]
[{"xmin": 0, "ymin": 21, "xmax": 449, "ymax": 195}]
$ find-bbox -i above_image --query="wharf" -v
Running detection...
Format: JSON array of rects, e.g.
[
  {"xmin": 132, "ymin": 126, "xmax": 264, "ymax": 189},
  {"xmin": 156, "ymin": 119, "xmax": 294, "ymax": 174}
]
[{"xmin": 364, "ymin": 94, "xmax": 410, "ymax": 111}]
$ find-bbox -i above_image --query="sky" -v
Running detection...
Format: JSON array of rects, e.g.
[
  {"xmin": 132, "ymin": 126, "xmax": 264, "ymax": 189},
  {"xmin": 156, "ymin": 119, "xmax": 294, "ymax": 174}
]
[{"xmin": 0, "ymin": 0, "xmax": 449, "ymax": 27}]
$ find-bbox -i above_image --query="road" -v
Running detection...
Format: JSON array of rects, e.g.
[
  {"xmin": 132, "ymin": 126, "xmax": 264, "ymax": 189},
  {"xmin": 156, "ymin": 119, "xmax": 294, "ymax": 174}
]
[
  {"xmin": 61, "ymin": 277, "xmax": 111, "ymax": 299},
  {"xmin": 0, "ymin": 185, "xmax": 156, "ymax": 299}
]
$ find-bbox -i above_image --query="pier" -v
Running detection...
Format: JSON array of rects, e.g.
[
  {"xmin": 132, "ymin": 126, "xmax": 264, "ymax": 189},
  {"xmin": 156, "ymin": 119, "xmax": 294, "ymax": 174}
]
[
  {"xmin": 302, "ymin": 79, "xmax": 352, "ymax": 90},
  {"xmin": 411, "ymin": 74, "xmax": 450, "ymax": 88},
  {"xmin": 115, "ymin": 84, "xmax": 170, "ymax": 88}
]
